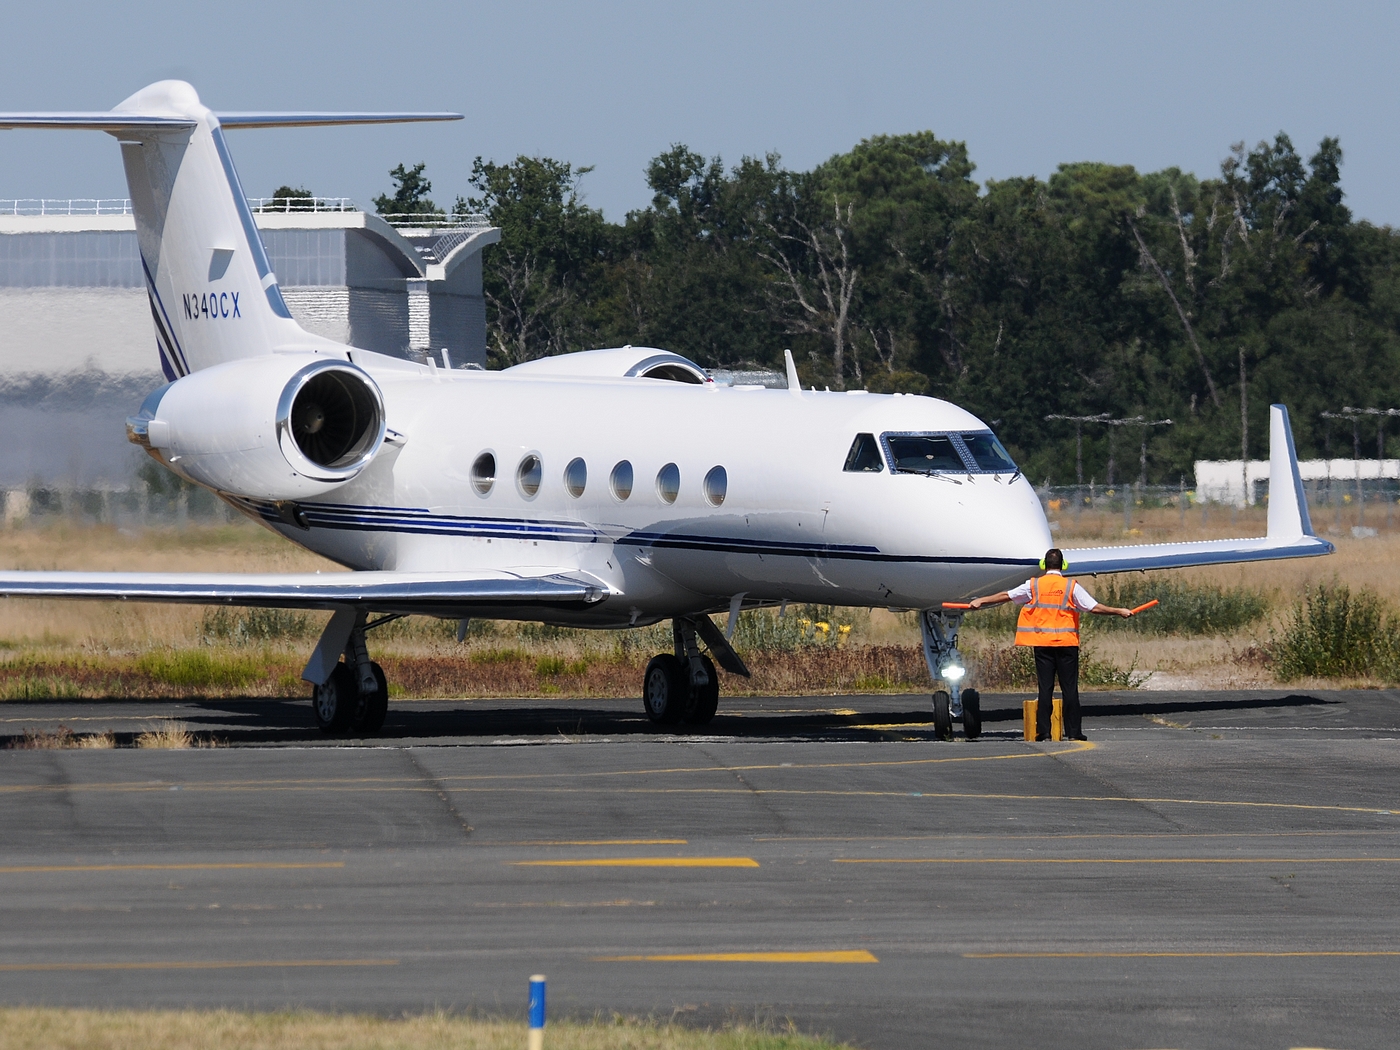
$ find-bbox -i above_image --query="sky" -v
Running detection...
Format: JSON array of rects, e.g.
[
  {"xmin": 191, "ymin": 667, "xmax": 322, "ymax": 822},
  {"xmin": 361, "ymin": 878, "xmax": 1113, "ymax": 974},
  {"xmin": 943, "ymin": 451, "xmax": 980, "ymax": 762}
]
[{"xmin": 1, "ymin": 0, "xmax": 1397, "ymax": 225}]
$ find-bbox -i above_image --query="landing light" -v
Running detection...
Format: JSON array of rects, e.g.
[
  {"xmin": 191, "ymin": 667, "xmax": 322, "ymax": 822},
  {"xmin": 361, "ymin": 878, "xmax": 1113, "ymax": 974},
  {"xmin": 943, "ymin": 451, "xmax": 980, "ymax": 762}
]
[{"xmin": 941, "ymin": 657, "xmax": 966, "ymax": 682}]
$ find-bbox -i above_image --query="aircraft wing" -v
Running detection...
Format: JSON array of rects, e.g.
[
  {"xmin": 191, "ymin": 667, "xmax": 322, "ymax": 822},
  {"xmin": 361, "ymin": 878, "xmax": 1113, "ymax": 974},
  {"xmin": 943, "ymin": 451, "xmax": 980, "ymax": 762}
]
[
  {"xmin": 1064, "ymin": 404, "xmax": 1335, "ymax": 575},
  {"xmin": 0, "ymin": 568, "xmax": 609, "ymax": 615}
]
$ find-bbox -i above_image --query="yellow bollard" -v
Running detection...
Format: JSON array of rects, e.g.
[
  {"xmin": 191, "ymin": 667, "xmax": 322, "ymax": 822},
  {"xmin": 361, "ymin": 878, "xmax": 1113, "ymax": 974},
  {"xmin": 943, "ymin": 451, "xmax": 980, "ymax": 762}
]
[
  {"xmin": 1023, "ymin": 699, "xmax": 1037, "ymax": 741},
  {"xmin": 1051, "ymin": 698, "xmax": 1063, "ymax": 741}
]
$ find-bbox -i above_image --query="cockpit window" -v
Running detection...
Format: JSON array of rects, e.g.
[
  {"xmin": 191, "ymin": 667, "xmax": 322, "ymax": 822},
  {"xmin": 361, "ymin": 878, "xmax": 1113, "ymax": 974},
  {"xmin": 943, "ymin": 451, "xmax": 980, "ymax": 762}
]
[
  {"xmin": 885, "ymin": 434, "xmax": 965, "ymax": 474},
  {"xmin": 843, "ymin": 433, "xmax": 885, "ymax": 473},
  {"xmin": 961, "ymin": 432, "xmax": 1018, "ymax": 473}
]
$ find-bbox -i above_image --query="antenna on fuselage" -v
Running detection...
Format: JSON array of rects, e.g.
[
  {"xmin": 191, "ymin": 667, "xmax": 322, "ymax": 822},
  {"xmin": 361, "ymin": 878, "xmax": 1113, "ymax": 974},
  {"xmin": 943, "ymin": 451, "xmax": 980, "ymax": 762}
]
[{"xmin": 783, "ymin": 349, "xmax": 804, "ymax": 399}]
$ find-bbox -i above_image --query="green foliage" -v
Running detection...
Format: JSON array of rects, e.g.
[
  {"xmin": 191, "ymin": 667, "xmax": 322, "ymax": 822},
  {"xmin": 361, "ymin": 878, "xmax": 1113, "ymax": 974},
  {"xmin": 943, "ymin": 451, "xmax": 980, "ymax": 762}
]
[
  {"xmin": 133, "ymin": 650, "xmax": 265, "ymax": 689},
  {"xmin": 373, "ymin": 162, "xmax": 437, "ymax": 215},
  {"xmin": 0, "ymin": 676, "xmax": 80, "ymax": 701},
  {"xmin": 535, "ymin": 655, "xmax": 590, "ymax": 678},
  {"xmin": 1089, "ymin": 578, "xmax": 1269, "ymax": 636},
  {"xmin": 200, "ymin": 607, "xmax": 311, "ymax": 647},
  {"xmin": 265, "ymin": 185, "xmax": 313, "ymax": 211},
  {"xmin": 466, "ymin": 130, "xmax": 1400, "ymax": 475},
  {"xmin": 1271, "ymin": 582, "xmax": 1399, "ymax": 681},
  {"xmin": 730, "ymin": 606, "xmax": 854, "ymax": 652}
]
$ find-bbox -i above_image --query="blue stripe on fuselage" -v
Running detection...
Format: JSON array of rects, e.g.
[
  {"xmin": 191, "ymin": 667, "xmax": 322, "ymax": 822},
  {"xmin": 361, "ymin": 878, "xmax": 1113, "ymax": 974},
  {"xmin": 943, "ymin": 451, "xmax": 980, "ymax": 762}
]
[{"xmin": 233, "ymin": 499, "xmax": 1036, "ymax": 567}]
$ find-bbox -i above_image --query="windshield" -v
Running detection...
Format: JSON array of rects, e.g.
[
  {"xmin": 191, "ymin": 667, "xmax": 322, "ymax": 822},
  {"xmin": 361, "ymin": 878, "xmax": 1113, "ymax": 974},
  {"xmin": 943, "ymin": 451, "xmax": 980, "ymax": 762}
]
[
  {"xmin": 885, "ymin": 434, "xmax": 965, "ymax": 474},
  {"xmin": 961, "ymin": 432, "xmax": 1018, "ymax": 473}
]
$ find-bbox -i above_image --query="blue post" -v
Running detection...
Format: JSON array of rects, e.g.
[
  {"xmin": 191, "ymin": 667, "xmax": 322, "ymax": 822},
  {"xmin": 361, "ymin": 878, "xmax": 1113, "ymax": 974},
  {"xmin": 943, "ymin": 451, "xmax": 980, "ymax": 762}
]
[{"xmin": 528, "ymin": 974, "xmax": 546, "ymax": 1050}]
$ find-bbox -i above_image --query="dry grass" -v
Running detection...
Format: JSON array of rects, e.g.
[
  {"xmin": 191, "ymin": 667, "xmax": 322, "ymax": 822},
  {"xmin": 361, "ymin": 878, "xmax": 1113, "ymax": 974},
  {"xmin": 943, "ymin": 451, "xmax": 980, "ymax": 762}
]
[
  {"xmin": 7, "ymin": 725, "xmax": 109, "ymax": 749},
  {"xmin": 134, "ymin": 720, "xmax": 193, "ymax": 749},
  {"xmin": 0, "ymin": 1008, "xmax": 842, "ymax": 1050}
]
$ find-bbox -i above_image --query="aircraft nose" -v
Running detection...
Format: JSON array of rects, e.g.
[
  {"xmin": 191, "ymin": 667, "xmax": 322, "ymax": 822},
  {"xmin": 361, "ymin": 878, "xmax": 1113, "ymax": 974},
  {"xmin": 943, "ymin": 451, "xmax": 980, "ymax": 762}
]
[{"xmin": 978, "ymin": 478, "xmax": 1054, "ymax": 562}]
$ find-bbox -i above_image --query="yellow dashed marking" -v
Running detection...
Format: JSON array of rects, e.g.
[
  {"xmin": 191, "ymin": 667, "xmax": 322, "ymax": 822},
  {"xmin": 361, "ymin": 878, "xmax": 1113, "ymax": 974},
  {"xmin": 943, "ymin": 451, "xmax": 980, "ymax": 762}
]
[
  {"xmin": 595, "ymin": 950, "xmax": 877, "ymax": 963},
  {"xmin": 513, "ymin": 857, "xmax": 758, "ymax": 868}
]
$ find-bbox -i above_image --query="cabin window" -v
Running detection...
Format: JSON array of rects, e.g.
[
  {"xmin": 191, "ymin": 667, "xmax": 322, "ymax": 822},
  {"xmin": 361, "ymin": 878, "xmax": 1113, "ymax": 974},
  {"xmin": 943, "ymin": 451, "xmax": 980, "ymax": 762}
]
[
  {"xmin": 471, "ymin": 452, "xmax": 495, "ymax": 495},
  {"xmin": 703, "ymin": 465, "xmax": 727, "ymax": 506},
  {"xmin": 517, "ymin": 454, "xmax": 542, "ymax": 497},
  {"xmin": 656, "ymin": 462, "xmax": 680, "ymax": 504},
  {"xmin": 564, "ymin": 457, "xmax": 587, "ymax": 498},
  {"xmin": 610, "ymin": 460, "xmax": 633, "ymax": 501},
  {"xmin": 843, "ymin": 433, "xmax": 884, "ymax": 472},
  {"xmin": 884, "ymin": 434, "xmax": 965, "ymax": 474},
  {"xmin": 961, "ymin": 432, "xmax": 1018, "ymax": 473}
]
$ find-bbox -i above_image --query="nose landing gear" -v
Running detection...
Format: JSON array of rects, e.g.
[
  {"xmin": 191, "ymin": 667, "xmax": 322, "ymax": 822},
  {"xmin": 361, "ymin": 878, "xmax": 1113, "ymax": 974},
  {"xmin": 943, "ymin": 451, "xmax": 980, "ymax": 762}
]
[{"xmin": 921, "ymin": 609, "xmax": 981, "ymax": 741}]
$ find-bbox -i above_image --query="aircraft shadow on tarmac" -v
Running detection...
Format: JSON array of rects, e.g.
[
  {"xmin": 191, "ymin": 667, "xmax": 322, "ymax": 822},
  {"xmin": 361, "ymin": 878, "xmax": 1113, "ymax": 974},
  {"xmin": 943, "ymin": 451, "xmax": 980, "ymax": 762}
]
[{"xmin": 1, "ymin": 691, "xmax": 1337, "ymax": 746}]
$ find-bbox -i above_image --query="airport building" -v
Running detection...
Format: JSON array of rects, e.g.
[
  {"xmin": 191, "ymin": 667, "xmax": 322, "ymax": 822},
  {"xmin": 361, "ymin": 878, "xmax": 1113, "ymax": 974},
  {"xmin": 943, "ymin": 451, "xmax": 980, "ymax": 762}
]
[{"xmin": 0, "ymin": 198, "xmax": 499, "ymax": 498}]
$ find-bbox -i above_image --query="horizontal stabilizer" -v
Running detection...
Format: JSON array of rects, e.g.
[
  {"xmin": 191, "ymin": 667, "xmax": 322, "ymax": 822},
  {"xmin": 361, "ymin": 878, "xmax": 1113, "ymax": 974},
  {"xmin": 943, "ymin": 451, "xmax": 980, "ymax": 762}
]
[
  {"xmin": 0, "ymin": 569, "xmax": 608, "ymax": 614},
  {"xmin": 216, "ymin": 112, "xmax": 463, "ymax": 128},
  {"xmin": 1065, "ymin": 404, "xmax": 1334, "ymax": 575},
  {"xmin": 0, "ymin": 112, "xmax": 460, "ymax": 132},
  {"xmin": 0, "ymin": 114, "xmax": 196, "ymax": 130}
]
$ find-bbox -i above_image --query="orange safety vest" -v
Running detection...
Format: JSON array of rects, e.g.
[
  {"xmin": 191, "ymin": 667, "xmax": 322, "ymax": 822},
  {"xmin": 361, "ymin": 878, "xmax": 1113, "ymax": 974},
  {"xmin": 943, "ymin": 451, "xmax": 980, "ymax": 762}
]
[{"xmin": 1015, "ymin": 573, "xmax": 1081, "ymax": 647}]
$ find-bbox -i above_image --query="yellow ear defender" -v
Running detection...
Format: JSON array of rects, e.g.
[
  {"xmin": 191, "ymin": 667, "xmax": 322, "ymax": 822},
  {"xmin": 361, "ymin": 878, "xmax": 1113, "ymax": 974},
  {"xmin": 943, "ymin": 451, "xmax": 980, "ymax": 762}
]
[{"xmin": 1039, "ymin": 556, "xmax": 1069, "ymax": 571}]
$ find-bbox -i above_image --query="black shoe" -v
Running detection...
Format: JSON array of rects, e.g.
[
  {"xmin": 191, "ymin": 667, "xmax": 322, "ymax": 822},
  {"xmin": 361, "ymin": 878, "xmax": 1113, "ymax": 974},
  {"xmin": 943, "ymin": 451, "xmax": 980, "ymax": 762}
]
[
  {"xmin": 1068, "ymin": 733, "xmax": 1087, "ymax": 741},
  {"xmin": 1035, "ymin": 735, "xmax": 1049, "ymax": 742}
]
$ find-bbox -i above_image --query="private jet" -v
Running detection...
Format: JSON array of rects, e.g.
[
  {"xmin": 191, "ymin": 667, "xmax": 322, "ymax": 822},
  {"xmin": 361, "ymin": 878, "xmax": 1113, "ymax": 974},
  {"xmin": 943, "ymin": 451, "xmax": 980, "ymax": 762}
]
[{"xmin": 0, "ymin": 81, "xmax": 1333, "ymax": 738}]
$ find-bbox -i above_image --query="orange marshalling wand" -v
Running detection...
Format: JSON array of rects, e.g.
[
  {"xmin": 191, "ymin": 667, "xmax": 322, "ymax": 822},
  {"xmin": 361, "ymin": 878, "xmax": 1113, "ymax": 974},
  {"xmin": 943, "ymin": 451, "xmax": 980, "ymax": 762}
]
[{"xmin": 1129, "ymin": 599, "xmax": 1159, "ymax": 615}]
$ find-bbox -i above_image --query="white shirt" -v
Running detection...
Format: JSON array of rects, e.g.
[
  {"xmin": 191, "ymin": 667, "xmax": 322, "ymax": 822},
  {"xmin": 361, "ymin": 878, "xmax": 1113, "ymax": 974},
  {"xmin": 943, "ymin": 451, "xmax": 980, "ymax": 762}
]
[{"xmin": 1007, "ymin": 570, "xmax": 1098, "ymax": 611}]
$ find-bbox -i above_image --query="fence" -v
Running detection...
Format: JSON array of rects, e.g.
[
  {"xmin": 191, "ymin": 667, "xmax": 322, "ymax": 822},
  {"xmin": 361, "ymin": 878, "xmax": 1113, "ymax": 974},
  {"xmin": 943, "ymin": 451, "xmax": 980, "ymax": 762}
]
[
  {"xmin": 1038, "ymin": 478, "xmax": 1400, "ymax": 539},
  {"xmin": 2, "ymin": 480, "xmax": 234, "ymax": 529},
  {"xmin": 0, "ymin": 199, "xmax": 133, "ymax": 216}
]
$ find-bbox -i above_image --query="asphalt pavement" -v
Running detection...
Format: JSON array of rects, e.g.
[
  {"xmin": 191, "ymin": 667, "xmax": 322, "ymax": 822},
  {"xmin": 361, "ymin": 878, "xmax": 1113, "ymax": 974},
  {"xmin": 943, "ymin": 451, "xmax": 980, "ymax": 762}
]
[{"xmin": 1, "ymin": 687, "xmax": 1398, "ymax": 1049}]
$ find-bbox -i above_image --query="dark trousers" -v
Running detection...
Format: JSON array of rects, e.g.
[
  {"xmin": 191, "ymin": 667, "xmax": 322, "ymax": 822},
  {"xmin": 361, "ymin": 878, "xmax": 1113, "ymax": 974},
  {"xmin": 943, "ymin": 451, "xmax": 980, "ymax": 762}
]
[{"xmin": 1034, "ymin": 646, "xmax": 1081, "ymax": 739}]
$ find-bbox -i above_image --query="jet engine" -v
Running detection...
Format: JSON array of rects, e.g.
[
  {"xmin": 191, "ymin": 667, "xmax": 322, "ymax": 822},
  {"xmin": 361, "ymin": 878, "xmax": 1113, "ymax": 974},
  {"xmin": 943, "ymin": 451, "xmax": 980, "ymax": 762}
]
[{"xmin": 127, "ymin": 355, "xmax": 387, "ymax": 501}]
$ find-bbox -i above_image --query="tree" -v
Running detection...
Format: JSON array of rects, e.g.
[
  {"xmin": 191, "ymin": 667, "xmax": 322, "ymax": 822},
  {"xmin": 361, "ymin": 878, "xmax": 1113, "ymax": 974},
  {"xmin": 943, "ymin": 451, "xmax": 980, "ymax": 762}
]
[
  {"xmin": 266, "ymin": 185, "xmax": 314, "ymax": 212},
  {"xmin": 466, "ymin": 155, "xmax": 607, "ymax": 366},
  {"xmin": 373, "ymin": 163, "xmax": 438, "ymax": 216}
]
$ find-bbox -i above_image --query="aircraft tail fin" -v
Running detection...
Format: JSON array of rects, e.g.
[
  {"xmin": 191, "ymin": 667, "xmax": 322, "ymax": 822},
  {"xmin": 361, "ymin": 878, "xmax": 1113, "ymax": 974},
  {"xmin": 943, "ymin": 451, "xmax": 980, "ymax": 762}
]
[{"xmin": 0, "ymin": 81, "xmax": 461, "ymax": 378}]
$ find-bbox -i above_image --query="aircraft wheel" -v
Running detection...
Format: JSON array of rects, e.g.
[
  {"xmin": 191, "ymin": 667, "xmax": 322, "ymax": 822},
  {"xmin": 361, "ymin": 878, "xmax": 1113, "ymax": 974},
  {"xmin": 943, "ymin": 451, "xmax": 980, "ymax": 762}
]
[
  {"xmin": 685, "ymin": 654, "xmax": 719, "ymax": 725},
  {"xmin": 962, "ymin": 688, "xmax": 981, "ymax": 741},
  {"xmin": 643, "ymin": 654, "xmax": 687, "ymax": 724},
  {"xmin": 353, "ymin": 662, "xmax": 389, "ymax": 735},
  {"xmin": 932, "ymin": 690, "xmax": 953, "ymax": 742},
  {"xmin": 312, "ymin": 662, "xmax": 357, "ymax": 734}
]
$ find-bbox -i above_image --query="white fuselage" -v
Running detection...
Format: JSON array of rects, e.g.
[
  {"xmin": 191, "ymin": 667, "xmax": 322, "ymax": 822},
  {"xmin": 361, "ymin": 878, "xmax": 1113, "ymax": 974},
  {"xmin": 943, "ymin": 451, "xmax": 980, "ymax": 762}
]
[{"xmin": 238, "ymin": 365, "xmax": 1052, "ymax": 628}]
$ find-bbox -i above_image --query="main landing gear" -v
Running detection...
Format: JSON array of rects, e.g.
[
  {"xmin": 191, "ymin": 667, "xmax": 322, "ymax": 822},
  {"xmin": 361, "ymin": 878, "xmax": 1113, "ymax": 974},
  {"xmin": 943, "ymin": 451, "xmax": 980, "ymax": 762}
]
[
  {"xmin": 642, "ymin": 616, "xmax": 750, "ymax": 727},
  {"xmin": 920, "ymin": 608, "xmax": 981, "ymax": 742},
  {"xmin": 307, "ymin": 609, "xmax": 395, "ymax": 736}
]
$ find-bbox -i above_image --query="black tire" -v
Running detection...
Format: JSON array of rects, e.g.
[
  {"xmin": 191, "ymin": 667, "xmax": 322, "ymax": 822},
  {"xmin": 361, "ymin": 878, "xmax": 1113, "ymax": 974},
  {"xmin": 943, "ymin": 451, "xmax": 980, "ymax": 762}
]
[
  {"xmin": 353, "ymin": 662, "xmax": 389, "ymax": 735},
  {"xmin": 932, "ymin": 690, "xmax": 953, "ymax": 742},
  {"xmin": 685, "ymin": 655, "xmax": 720, "ymax": 725},
  {"xmin": 962, "ymin": 688, "xmax": 981, "ymax": 741},
  {"xmin": 312, "ymin": 662, "xmax": 357, "ymax": 734},
  {"xmin": 643, "ymin": 654, "xmax": 687, "ymax": 724}
]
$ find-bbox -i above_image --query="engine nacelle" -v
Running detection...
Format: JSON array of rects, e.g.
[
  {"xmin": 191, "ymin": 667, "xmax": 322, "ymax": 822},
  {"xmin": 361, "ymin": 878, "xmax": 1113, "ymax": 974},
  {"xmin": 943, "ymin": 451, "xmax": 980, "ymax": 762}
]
[{"xmin": 127, "ymin": 355, "xmax": 387, "ymax": 501}]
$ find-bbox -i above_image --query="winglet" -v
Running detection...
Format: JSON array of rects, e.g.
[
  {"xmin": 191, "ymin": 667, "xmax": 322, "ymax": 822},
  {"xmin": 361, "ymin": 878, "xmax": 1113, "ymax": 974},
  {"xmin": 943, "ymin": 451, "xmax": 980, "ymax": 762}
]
[
  {"xmin": 1267, "ymin": 403, "xmax": 1314, "ymax": 540},
  {"xmin": 784, "ymin": 349, "xmax": 803, "ymax": 398}
]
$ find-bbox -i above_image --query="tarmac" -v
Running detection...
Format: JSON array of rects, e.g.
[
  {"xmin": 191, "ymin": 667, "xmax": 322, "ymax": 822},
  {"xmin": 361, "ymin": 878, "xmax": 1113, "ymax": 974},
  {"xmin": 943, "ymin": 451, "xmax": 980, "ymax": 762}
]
[{"xmin": 0, "ymin": 688, "xmax": 1398, "ymax": 1049}]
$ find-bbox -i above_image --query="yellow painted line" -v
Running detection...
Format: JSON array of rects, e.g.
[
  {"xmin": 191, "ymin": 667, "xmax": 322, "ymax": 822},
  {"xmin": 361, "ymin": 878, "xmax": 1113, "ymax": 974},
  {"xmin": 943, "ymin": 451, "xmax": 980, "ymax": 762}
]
[
  {"xmin": 595, "ymin": 950, "xmax": 877, "ymax": 963},
  {"xmin": 0, "ymin": 862, "xmax": 344, "ymax": 875},
  {"xmin": 513, "ymin": 857, "xmax": 759, "ymax": 868},
  {"xmin": 515, "ymin": 845, "xmax": 688, "ymax": 851},
  {"xmin": 0, "ymin": 958, "xmax": 397, "ymax": 972},
  {"xmin": 965, "ymin": 950, "xmax": 1400, "ymax": 959},
  {"xmin": 836, "ymin": 857, "xmax": 1400, "ymax": 865}
]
